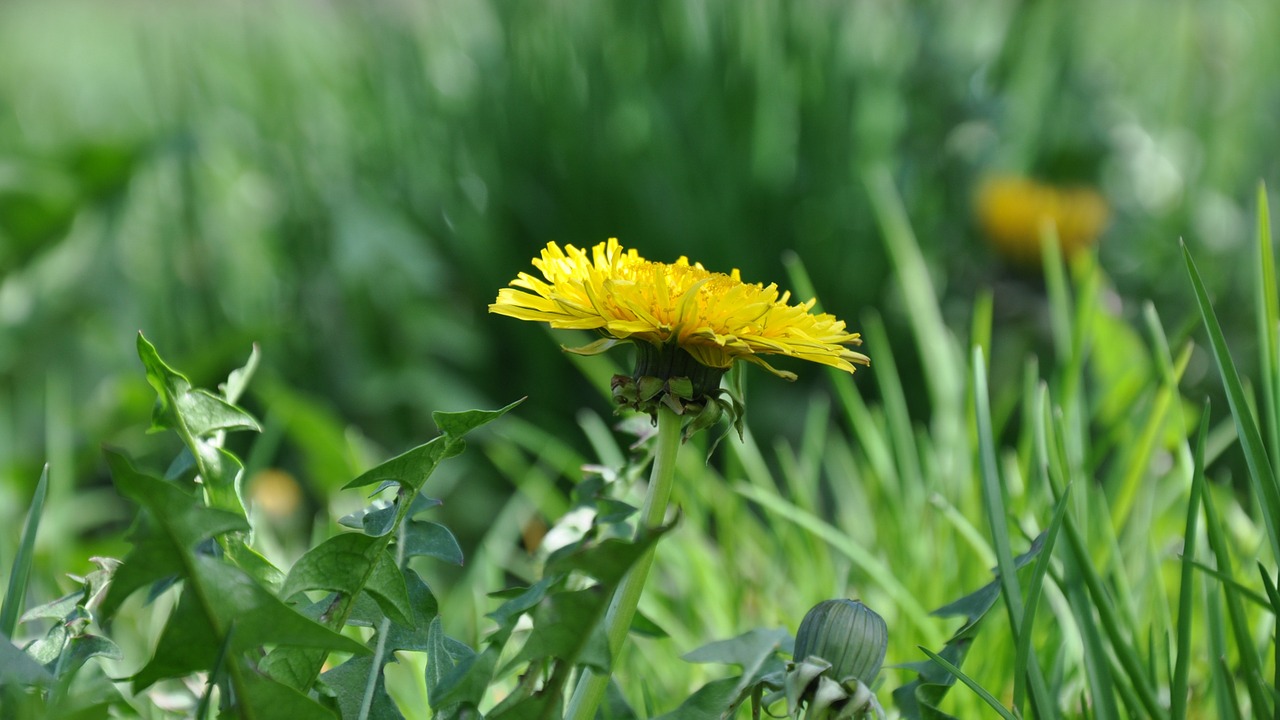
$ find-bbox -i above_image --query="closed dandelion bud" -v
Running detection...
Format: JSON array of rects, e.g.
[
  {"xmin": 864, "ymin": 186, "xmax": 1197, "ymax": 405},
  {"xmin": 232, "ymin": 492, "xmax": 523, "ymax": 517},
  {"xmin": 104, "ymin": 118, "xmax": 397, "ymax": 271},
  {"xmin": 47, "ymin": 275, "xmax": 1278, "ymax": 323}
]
[{"xmin": 794, "ymin": 599, "xmax": 888, "ymax": 686}]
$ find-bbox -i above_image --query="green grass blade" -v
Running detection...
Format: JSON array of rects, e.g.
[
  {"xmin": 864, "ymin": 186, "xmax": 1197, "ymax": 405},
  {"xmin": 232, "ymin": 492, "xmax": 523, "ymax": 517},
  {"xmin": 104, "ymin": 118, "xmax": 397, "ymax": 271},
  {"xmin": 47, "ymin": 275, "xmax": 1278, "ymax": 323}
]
[
  {"xmin": 1, "ymin": 465, "xmax": 49, "ymax": 639},
  {"xmin": 866, "ymin": 310, "xmax": 923, "ymax": 500},
  {"xmin": 972, "ymin": 346, "xmax": 1041, "ymax": 694},
  {"xmin": 1183, "ymin": 240, "xmax": 1280, "ymax": 562},
  {"xmin": 1014, "ymin": 482, "xmax": 1070, "ymax": 719},
  {"xmin": 1258, "ymin": 563, "xmax": 1280, "ymax": 720},
  {"xmin": 1207, "ymin": 586, "xmax": 1245, "ymax": 720},
  {"xmin": 1041, "ymin": 226, "xmax": 1072, "ymax": 364},
  {"xmin": 1170, "ymin": 403, "xmax": 1208, "ymax": 720},
  {"xmin": 1254, "ymin": 182, "xmax": 1280, "ymax": 484},
  {"xmin": 863, "ymin": 164, "xmax": 963, "ymax": 412},
  {"xmin": 1185, "ymin": 559, "xmax": 1271, "ymax": 609},
  {"xmin": 1109, "ymin": 344, "xmax": 1192, "ymax": 528},
  {"xmin": 918, "ymin": 646, "xmax": 1019, "ymax": 720},
  {"xmin": 732, "ymin": 481, "xmax": 941, "ymax": 647},
  {"xmin": 976, "ymin": 345, "xmax": 1057, "ymax": 717},
  {"xmin": 1200, "ymin": 476, "xmax": 1273, "ymax": 716},
  {"xmin": 1044, "ymin": 396, "xmax": 1167, "ymax": 719}
]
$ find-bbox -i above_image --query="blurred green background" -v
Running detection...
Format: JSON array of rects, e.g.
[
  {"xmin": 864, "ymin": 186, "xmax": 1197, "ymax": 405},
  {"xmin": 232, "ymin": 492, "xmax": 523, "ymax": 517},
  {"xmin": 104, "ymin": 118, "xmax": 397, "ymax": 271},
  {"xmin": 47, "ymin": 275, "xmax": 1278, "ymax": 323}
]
[{"xmin": 2, "ymin": 0, "xmax": 1277, "ymax": 605}]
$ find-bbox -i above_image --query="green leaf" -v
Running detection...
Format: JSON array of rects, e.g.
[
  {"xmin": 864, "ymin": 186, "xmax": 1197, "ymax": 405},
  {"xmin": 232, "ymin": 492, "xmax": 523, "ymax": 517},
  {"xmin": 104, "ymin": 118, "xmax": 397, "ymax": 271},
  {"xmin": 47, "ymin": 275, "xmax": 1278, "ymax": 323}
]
[
  {"xmin": 238, "ymin": 667, "xmax": 338, "ymax": 720},
  {"xmin": 131, "ymin": 556, "xmax": 367, "ymax": 690},
  {"xmin": 362, "ymin": 504, "xmax": 398, "ymax": 537},
  {"xmin": 102, "ymin": 447, "xmax": 358, "ymax": 695},
  {"xmin": 280, "ymin": 533, "xmax": 382, "ymax": 603},
  {"xmin": 426, "ymin": 617, "xmax": 476, "ymax": 702},
  {"xmin": 18, "ymin": 590, "xmax": 81, "ymax": 625},
  {"xmin": 365, "ymin": 552, "xmax": 414, "ymax": 628},
  {"xmin": 25, "ymin": 623, "xmax": 70, "ymax": 667},
  {"xmin": 681, "ymin": 627, "xmax": 790, "ymax": 713},
  {"xmin": 487, "ymin": 693, "xmax": 560, "ymax": 720},
  {"xmin": 545, "ymin": 521, "xmax": 677, "ymax": 588},
  {"xmin": 54, "ymin": 634, "xmax": 124, "ymax": 679},
  {"xmin": 343, "ymin": 437, "xmax": 455, "ymax": 492},
  {"xmin": 408, "ymin": 493, "xmax": 444, "ymax": 517},
  {"xmin": 402, "ymin": 521, "xmax": 464, "ymax": 565},
  {"xmin": 221, "ymin": 343, "xmax": 261, "ymax": 406},
  {"xmin": 629, "ymin": 610, "xmax": 668, "ymax": 639},
  {"xmin": 0, "ymin": 637, "xmax": 55, "ymax": 687},
  {"xmin": 1, "ymin": 465, "xmax": 48, "ymax": 638},
  {"xmin": 99, "ymin": 448, "xmax": 249, "ymax": 619},
  {"xmin": 432, "ymin": 398, "xmax": 524, "ymax": 438},
  {"xmin": 137, "ymin": 332, "xmax": 262, "ymax": 438},
  {"xmin": 430, "ymin": 645, "xmax": 500, "ymax": 711},
  {"xmin": 486, "ymin": 578, "xmax": 560, "ymax": 635},
  {"xmin": 322, "ymin": 655, "xmax": 403, "ymax": 720},
  {"xmin": 651, "ymin": 678, "xmax": 742, "ymax": 720},
  {"xmin": 260, "ymin": 647, "xmax": 323, "ymax": 694},
  {"xmin": 682, "ymin": 627, "xmax": 791, "ymax": 667},
  {"xmin": 279, "ymin": 534, "xmax": 412, "ymax": 628},
  {"xmin": 382, "ymin": 571, "xmax": 440, "ymax": 654},
  {"xmin": 508, "ymin": 588, "xmax": 612, "ymax": 672}
]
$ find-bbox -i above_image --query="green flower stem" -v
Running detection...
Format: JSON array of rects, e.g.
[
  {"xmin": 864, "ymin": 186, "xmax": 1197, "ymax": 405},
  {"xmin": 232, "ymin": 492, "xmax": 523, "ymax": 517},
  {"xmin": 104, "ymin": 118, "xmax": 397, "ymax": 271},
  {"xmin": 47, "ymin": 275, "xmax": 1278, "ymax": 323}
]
[{"xmin": 565, "ymin": 403, "xmax": 683, "ymax": 720}]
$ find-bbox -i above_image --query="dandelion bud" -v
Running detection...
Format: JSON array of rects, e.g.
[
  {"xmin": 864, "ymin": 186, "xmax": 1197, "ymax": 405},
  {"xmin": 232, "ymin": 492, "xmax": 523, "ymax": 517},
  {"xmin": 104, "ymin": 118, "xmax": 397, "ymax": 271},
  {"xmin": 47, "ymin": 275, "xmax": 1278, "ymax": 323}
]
[{"xmin": 794, "ymin": 599, "xmax": 888, "ymax": 686}]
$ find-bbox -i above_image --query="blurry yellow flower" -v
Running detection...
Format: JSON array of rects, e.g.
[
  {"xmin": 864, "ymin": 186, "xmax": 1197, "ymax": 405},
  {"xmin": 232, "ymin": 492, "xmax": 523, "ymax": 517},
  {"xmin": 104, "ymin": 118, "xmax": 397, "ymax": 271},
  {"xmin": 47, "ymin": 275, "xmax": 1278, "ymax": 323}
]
[
  {"xmin": 976, "ymin": 176, "xmax": 1109, "ymax": 265},
  {"xmin": 490, "ymin": 239, "xmax": 869, "ymax": 381},
  {"xmin": 249, "ymin": 468, "xmax": 303, "ymax": 519}
]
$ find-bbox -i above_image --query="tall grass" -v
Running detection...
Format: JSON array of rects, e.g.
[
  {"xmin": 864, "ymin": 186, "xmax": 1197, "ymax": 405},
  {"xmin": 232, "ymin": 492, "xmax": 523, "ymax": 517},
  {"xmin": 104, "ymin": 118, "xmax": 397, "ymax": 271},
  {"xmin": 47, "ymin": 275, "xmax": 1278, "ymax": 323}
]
[{"xmin": 468, "ymin": 179, "xmax": 1277, "ymax": 716}]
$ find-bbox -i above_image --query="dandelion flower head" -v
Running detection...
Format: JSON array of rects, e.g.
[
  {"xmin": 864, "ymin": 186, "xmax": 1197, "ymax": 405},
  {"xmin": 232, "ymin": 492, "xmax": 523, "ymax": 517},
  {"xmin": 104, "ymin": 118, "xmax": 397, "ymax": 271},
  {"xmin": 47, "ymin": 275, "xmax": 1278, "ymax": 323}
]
[
  {"xmin": 976, "ymin": 175, "xmax": 1109, "ymax": 266},
  {"xmin": 490, "ymin": 239, "xmax": 869, "ymax": 380}
]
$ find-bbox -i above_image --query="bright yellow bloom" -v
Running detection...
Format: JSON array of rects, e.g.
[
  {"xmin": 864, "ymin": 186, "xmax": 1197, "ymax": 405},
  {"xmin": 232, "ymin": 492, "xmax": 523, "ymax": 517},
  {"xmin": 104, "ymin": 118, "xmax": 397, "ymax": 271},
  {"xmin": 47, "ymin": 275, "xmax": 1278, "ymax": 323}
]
[
  {"xmin": 490, "ymin": 239, "xmax": 869, "ymax": 380},
  {"xmin": 976, "ymin": 175, "xmax": 1109, "ymax": 266}
]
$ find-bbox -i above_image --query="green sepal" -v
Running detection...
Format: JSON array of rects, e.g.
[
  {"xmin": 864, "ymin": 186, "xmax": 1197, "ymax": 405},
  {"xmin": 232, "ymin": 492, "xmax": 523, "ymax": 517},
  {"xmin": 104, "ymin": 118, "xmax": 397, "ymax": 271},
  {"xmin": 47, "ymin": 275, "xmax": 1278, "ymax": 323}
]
[{"xmin": 637, "ymin": 376, "xmax": 666, "ymax": 403}]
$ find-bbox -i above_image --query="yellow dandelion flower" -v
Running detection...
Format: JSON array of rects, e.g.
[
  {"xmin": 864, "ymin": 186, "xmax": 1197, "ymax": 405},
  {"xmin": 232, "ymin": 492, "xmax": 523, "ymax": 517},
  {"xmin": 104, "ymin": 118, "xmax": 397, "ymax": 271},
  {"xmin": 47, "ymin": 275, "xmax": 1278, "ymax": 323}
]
[
  {"xmin": 976, "ymin": 175, "xmax": 1109, "ymax": 266},
  {"xmin": 490, "ymin": 239, "xmax": 869, "ymax": 388}
]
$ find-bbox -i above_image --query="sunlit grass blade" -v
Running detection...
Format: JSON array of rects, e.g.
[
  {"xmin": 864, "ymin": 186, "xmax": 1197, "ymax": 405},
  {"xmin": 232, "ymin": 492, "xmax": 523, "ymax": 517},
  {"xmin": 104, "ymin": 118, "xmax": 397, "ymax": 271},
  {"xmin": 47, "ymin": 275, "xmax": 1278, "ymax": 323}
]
[
  {"xmin": 1183, "ymin": 240, "xmax": 1280, "ymax": 562},
  {"xmin": 1041, "ymin": 226, "xmax": 1072, "ymax": 364},
  {"xmin": 918, "ymin": 646, "xmax": 1019, "ymax": 720},
  {"xmin": 1044, "ymin": 396, "xmax": 1166, "ymax": 719},
  {"xmin": 1200, "ymin": 475, "xmax": 1273, "ymax": 716},
  {"xmin": 1184, "ymin": 560, "xmax": 1271, "ymax": 608},
  {"xmin": 1109, "ymin": 344, "xmax": 1192, "ymax": 528},
  {"xmin": 731, "ymin": 481, "xmax": 942, "ymax": 647},
  {"xmin": 1207, "ymin": 580, "xmax": 1245, "ymax": 720},
  {"xmin": 1142, "ymin": 302, "xmax": 1196, "ymax": 480},
  {"xmin": 863, "ymin": 164, "xmax": 963, "ymax": 411},
  {"xmin": 1254, "ymin": 182, "xmax": 1280, "ymax": 482},
  {"xmin": 1014, "ymin": 481, "xmax": 1069, "ymax": 718},
  {"xmin": 1, "ymin": 465, "xmax": 49, "ymax": 639},
  {"xmin": 783, "ymin": 252, "xmax": 906, "ymax": 509},
  {"xmin": 1259, "ymin": 562, "xmax": 1280, "ymax": 719},
  {"xmin": 1171, "ymin": 402, "xmax": 1208, "ymax": 720},
  {"xmin": 973, "ymin": 345, "xmax": 1052, "ymax": 715},
  {"xmin": 865, "ymin": 310, "xmax": 923, "ymax": 500}
]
